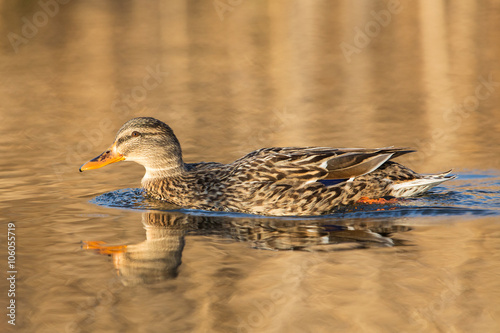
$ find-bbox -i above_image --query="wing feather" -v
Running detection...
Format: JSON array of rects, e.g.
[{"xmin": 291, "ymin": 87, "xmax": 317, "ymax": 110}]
[{"xmin": 230, "ymin": 147, "xmax": 415, "ymax": 183}]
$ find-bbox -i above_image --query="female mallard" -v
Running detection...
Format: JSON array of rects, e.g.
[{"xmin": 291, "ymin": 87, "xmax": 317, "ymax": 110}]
[{"xmin": 80, "ymin": 117, "xmax": 454, "ymax": 216}]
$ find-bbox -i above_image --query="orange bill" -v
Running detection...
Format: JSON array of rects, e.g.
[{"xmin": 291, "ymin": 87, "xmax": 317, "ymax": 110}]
[
  {"xmin": 79, "ymin": 143, "xmax": 125, "ymax": 172},
  {"xmin": 82, "ymin": 241, "xmax": 128, "ymax": 255}
]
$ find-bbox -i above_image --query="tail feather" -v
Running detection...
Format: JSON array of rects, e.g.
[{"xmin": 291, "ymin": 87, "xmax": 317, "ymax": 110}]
[
  {"xmin": 390, "ymin": 171, "xmax": 456, "ymax": 197},
  {"xmin": 426, "ymin": 169, "xmax": 454, "ymax": 178}
]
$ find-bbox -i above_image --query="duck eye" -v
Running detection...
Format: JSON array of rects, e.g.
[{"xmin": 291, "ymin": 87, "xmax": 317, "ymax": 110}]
[{"xmin": 131, "ymin": 131, "xmax": 141, "ymax": 137}]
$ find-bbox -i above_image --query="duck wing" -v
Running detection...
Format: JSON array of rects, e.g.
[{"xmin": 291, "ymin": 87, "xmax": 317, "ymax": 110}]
[
  {"xmin": 230, "ymin": 147, "xmax": 415, "ymax": 183},
  {"xmin": 324, "ymin": 147, "xmax": 415, "ymax": 179}
]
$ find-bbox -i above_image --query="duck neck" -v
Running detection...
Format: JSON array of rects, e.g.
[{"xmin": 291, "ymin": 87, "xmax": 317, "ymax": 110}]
[
  {"xmin": 140, "ymin": 146, "xmax": 186, "ymax": 185},
  {"xmin": 142, "ymin": 157, "xmax": 186, "ymax": 182},
  {"xmin": 143, "ymin": 165, "xmax": 184, "ymax": 180},
  {"xmin": 137, "ymin": 133, "xmax": 187, "ymax": 188}
]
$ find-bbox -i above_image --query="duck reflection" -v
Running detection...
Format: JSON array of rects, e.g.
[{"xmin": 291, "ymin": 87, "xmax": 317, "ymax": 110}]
[
  {"xmin": 83, "ymin": 211, "xmax": 411, "ymax": 285},
  {"xmin": 84, "ymin": 212, "xmax": 189, "ymax": 285}
]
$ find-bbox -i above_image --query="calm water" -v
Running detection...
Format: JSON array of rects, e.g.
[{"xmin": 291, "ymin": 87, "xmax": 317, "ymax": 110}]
[{"xmin": 1, "ymin": 1, "xmax": 500, "ymax": 332}]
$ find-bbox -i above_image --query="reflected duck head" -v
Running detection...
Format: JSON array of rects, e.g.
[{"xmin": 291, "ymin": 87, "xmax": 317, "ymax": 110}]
[{"xmin": 79, "ymin": 117, "xmax": 185, "ymax": 178}]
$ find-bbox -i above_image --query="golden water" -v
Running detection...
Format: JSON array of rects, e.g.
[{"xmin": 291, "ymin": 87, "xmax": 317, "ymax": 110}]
[{"xmin": 1, "ymin": 1, "xmax": 500, "ymax": 332}]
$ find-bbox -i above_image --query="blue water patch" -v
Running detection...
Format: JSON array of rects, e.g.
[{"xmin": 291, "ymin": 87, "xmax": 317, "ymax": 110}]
[{"xmin": 90, "ymin": 188, "xmax": 146, "ymax": 209}]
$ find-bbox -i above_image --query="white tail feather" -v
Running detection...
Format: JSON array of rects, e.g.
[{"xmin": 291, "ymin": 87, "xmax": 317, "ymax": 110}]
[{"xmin": 390, "ymin": 173, "xmax": 456, "ymax": 197}]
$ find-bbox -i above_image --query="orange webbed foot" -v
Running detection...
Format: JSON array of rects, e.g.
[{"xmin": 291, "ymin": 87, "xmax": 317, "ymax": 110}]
[{"xmin": 356, "ymin": 197, "xmax": 399, "ymax": 205}]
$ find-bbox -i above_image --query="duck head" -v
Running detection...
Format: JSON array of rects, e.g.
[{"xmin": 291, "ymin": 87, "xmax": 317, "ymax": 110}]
[{"xmin": 79, "ymin": 117, "xmax": 185, "ymax": 179}]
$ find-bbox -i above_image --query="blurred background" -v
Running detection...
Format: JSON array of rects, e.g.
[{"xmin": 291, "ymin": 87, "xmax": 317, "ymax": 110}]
[
  {"xmin": 1, "ymin": 0, "xmax": 499, "ymax": 175},
  {"xmin": 1, "ymin": 1, "xmax": 500, "ymax": 332}
]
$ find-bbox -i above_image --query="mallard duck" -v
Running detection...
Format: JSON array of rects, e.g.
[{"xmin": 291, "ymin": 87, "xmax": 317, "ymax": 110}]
[{"xmin": 80, "ymin": 117, "xmax": 455, "ymax": 216}]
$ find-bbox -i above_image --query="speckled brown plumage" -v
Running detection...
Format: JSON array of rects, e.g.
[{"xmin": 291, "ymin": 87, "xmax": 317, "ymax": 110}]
[{"xmin": 81, "ymin": 117, "xmax": 455, "ymax": 216}]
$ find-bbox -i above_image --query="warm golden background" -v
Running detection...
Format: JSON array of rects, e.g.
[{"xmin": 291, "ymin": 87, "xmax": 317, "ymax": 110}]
[{"xmin": 1, "ymin": 1, "xmax": 499, "ymax": 332}]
